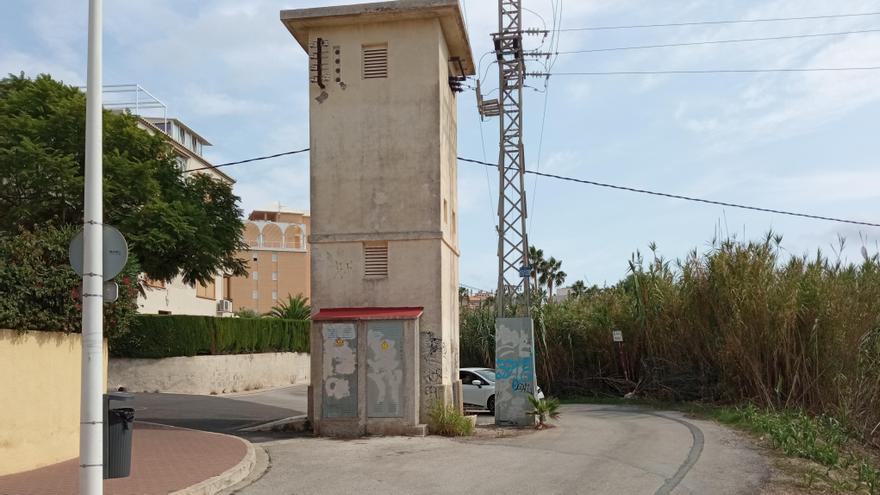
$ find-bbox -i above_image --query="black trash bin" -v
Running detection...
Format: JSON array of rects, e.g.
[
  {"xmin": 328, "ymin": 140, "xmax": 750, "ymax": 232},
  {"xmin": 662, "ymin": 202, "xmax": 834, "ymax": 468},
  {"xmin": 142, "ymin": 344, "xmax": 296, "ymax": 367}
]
[
  {"xmin": 104, "ymin": 392, "xmax": 135, "ymax": 479},
  {"xmin": 106, "ymin": 408, "xmax": 134, "ymax": 478}
]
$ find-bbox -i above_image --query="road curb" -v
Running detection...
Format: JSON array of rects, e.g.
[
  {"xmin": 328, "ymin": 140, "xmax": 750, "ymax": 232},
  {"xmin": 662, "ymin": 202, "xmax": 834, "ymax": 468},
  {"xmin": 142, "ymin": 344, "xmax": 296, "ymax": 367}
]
[
  {"xmin": 169, "ymin": 435, "xmax": 255, "ymax": 495},
  {"xmin": 134, "ymin": 422, "xmax": 257, "ymax": 495},
  {"xmin": 239, "ymin": 414, "xmax": 310, "ymax": 433}
]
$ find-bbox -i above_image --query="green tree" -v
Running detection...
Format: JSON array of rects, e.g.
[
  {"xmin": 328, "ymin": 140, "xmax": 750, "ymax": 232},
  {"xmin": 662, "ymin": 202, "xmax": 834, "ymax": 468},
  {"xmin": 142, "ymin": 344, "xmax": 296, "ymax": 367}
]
[
  {"xmin": 539, "ymin": 257, "xmax": 567, "ymax": 298},
  {"xmin": 266, "ymin": 294, "xmax": 311, "ymax": 320},
  {"xmin": 0, "ymin": 74, "xmax": 247, "ymax": 285},
  {"xmin": 569, "ymin": 280, "xmax": 587, "ymax": 298},
  {"xmin": 0, "ymin": 225, "xmax": 140, "ymax": 336},
  {"xmin": 234, "ymin": 308, "xmax": 260, "ymax": 319},
  {"xmin": 459, "ymin": 287, "xmax": 470, "ymax": 306},
  {"xmin": 528, "ymin": 245, "xmax": 545, "ymax": 290}
]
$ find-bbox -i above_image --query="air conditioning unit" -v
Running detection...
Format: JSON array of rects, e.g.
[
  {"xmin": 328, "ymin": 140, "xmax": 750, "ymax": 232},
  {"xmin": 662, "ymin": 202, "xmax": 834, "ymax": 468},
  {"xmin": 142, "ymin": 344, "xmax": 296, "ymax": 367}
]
[{"xmin": 217, "ymin": 299, "xmax": 233, "ymax": 313}]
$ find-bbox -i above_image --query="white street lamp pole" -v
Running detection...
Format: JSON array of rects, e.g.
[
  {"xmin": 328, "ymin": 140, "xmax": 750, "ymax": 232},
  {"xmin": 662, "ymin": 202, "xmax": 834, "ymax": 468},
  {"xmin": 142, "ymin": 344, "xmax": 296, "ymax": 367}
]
[{"xmin": 80, "ymin": 0, "xmax": 104, "ymax": 493}]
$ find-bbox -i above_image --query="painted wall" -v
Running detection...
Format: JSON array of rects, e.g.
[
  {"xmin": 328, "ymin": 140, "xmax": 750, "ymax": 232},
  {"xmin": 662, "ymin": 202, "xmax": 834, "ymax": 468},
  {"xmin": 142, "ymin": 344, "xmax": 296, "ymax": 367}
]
[
  {"xmin": 311, "ymin": 319, "xmax": 422, "ymax": 437},
  {"xmin": 303, "ymin": 16, "xmax": 462, "ymax": 422},
  {"xmin": 138, "ymin": 273, "xmax": 224, "ymax": 316},
  {"xmin": 228, "ymin": 212, "xmax": 311, "ymax": 315},
  {"xmin": 0, "ymin": 330, "xmax": 108, "ymax": 476},
  {"xmin": 108, "ymin": 352, "xmax": 310, "ymax": 395}
]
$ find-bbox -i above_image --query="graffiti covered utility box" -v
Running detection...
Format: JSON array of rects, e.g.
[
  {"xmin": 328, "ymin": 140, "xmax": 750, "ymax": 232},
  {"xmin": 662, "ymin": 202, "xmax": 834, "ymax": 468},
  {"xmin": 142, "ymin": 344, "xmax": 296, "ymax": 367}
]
[
  {"xmin": 495, "ymin": 317, "xmax": 537, "ymax": 427},
  {"xmin": 311, "ymin": 307, "xmax": 425, "ymax": 437}
]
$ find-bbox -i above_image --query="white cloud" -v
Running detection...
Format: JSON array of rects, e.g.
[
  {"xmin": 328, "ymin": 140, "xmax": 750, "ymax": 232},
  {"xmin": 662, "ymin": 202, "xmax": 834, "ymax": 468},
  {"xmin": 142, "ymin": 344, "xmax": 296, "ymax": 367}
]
[
  {"xmin": 0, "ymin": 50, "xmax": 81, "ymax": 85},
  {"xmin": 185, "ymin": 88, "xmax": 271, "ymax": 117}
]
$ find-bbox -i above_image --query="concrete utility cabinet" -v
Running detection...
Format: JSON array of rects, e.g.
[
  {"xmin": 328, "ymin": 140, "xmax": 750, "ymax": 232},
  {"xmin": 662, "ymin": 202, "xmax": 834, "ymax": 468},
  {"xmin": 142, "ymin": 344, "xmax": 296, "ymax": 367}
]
[
  {"xmin": 281, "ymin": 0, "xmax": 475, "ymax": 430},
  {"xmin": 312, "ymin": 307, "xmax": 424, "ymax": 436}
]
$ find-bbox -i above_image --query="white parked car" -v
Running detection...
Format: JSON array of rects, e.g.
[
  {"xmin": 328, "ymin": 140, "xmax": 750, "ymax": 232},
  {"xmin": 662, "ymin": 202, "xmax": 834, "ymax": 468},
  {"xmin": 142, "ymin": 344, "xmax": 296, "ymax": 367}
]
[{"xmin": 460, "ymin": 367, "xmax": 544, "ymax": 414}]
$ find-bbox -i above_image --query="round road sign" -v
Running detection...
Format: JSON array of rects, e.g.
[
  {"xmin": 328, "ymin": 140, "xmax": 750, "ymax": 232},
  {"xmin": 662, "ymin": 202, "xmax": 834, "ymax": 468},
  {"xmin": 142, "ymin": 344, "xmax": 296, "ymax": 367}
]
[{"xmin": 68, "ymin": 225, "xmax": 129, "ymax": 280}]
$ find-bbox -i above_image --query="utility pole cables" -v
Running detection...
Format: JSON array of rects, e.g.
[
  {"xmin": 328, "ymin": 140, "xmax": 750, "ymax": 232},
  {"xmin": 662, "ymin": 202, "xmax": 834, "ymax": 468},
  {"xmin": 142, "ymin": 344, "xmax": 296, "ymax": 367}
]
[{"xmin": 492, "ymin": 0, "xmax": 531, "ymax": 318}]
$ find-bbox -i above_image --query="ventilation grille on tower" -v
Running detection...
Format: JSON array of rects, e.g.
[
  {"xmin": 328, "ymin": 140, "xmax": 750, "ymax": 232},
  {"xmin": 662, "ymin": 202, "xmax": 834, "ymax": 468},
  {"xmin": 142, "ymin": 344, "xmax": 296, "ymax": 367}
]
[
  {"xmin": 362, "ymin": 44, "xmax": 388, "ymax": 79},
  {"xmin": 364, "ymin": 242, "xmax": 389, "ymax": 278}
]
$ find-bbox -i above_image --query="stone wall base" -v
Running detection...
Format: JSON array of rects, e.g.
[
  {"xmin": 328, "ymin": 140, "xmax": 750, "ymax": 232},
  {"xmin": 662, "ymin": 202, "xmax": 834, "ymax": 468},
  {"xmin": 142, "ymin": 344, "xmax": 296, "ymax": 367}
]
[{"xmin": 109, "ymin": 352, "xmax": 309, "ymax": 395}]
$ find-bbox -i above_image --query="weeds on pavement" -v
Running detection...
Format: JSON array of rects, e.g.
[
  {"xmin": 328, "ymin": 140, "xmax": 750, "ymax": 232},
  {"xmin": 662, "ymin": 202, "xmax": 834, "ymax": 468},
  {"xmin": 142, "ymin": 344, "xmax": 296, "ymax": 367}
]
[
  {"xmin": 715, "ymin": 404, "xmax": 880, "ymax": 495},
  {"xmin": 427, "ymin": 401, "xmax": 474, "ymax": 437}
]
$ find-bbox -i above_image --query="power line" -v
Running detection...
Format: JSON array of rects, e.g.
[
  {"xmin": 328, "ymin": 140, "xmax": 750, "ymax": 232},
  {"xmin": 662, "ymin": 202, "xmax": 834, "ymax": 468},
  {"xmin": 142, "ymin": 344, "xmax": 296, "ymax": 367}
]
[
  {"xmin": 529, "ymin": 0, "xmax": 563, "ymax": 234},
  {"xmin": 462, "ymin": 0, "xmax": 497, "ymax": 226},
  {"xmin": 549, "ymin": 28, "xmax": 880, "ymax": 55},
  {"xmin": 461, "ymin": 282, "xmax": 492, "ymax": 293},
  {"xmin": 530, "ymin": 66, "xmax": 880, "ymax": 77},
  {"xmin": 179, "ymin": 148, "xmax": 880, "ymax": 228},
  {"xmin": 184, "ymin": 148, "xmax": 310, "ymax": 173},
  {"xmin": 456, "ymin": 157, "xmax": 880, "ymax": 228},
  {"xmin": 558, "ymin": 11, "xmax": 880, "ymax": 32}
]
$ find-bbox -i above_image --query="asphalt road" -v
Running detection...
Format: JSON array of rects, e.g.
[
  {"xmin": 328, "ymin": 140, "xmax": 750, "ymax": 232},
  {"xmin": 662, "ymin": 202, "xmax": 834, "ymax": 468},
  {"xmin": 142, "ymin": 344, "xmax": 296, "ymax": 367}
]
[
  {"xmin": 236, "ymin": 404, "xmax": 770, "ymax": 495},
  {"xmin": 131, "ymin": 384, "xmax": 307, "ymax": 441}
]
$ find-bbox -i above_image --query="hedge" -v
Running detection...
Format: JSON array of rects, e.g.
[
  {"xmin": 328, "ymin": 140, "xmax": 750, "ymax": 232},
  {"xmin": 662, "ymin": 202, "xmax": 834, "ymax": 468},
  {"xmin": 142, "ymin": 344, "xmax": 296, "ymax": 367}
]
[{"xmin": 111, "ymin": 315, "xmax": 309, "ymax": 358}]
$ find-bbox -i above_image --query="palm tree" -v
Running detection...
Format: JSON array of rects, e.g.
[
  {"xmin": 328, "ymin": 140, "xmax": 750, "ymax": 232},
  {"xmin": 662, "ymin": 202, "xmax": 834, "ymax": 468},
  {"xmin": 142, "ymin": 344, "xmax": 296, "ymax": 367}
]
[
  {"xmin": 527, "ymin": 395, "xmax": 561, "ymax": 429},
  {"xmin": 528, "ymin": 246, "xmax": 545, "ymax": 290},
  {"xmin": 569, "ymin": 280, "xmax": 587, "ymax": 299},
  {"xmin": 266, "ymin": 294, "xmax": 311, "ymax": 320},
  {"xmin": 459, "ymin": 287, "xmax": 470, "ymax": 306},
  {"xmin": 540, "ymin": 257, "xmax": 567, "ymax": 298}
]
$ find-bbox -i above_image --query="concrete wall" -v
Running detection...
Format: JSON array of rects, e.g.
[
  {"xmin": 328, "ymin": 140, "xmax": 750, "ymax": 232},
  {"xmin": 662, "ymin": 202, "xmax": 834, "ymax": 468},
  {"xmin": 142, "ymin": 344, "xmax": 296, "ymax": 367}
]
[
  {"xmin": 108, "ymin": 352, "xmax": 310, "ymax": 395},
  {"xmin": 303, "ymin": 16, "xmax": 461, "ymax": 422},
  {"xmin": 0, "ymin": 330, "xmax": 108, "ymax": 476}
]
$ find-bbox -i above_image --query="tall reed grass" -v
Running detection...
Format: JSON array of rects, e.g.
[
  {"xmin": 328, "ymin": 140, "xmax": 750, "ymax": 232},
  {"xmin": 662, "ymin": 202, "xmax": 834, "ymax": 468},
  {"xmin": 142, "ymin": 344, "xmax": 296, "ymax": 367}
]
[{"xmin": 460, "ymin": 233, "xmax": 880, "ymax": 446}]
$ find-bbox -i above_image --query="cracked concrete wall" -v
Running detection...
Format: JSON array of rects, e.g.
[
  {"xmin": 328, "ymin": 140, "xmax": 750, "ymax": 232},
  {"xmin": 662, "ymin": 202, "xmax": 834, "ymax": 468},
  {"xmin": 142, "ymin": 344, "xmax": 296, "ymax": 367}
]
[
  {"xmin": 108, "ymin": 352, "xmax": 310, "ymax": 395},
  {"xmin": 302, "ymin": 17, "xmax": 461, "ymax": 423}
]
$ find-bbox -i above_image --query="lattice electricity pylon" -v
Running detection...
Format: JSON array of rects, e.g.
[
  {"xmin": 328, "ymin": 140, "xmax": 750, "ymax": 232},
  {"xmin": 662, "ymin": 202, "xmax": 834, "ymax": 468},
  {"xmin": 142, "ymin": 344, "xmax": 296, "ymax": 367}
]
[{"xmin": 492, "ymin": 0, "xmax": 530, "ymax": 318}]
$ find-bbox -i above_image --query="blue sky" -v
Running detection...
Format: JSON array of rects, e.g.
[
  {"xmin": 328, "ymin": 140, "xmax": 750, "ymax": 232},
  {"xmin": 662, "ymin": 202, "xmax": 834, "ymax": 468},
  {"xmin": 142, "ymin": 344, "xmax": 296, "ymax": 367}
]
[{"xmin": 3, "ymin": 0, "xmax": 880, "ymax": 292}]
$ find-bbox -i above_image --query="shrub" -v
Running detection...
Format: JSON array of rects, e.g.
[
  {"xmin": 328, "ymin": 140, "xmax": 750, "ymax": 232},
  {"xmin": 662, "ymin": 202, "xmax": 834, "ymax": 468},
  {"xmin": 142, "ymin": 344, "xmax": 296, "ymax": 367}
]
[
  {"xmin": 427, "ymin": 401, "xmax": 474, "ymax": 437},
  {"xmin": 460, "ymin": 232, "xmax": 880, "ymax": 446},
  {"xmin": 112, "ymin": 315, "xmax": 309, "ymax": 358},
  {"xmin": 266, "ymin": 294, "xmax": 311, "ymax": 320},
  {"xmin": 0, "ymin": 225, "xmax": 140, "ymax": 337},
  {"xmin": 527, "ymin": 396, "xmax": 561, "ymax": 429}
]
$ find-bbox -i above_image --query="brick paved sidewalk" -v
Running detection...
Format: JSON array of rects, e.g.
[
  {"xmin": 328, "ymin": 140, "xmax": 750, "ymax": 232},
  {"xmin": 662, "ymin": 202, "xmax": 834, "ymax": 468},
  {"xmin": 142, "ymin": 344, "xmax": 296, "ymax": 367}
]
[{"xmin": 0, "ymin": 422, "xmax": 248, "ymax": 495}]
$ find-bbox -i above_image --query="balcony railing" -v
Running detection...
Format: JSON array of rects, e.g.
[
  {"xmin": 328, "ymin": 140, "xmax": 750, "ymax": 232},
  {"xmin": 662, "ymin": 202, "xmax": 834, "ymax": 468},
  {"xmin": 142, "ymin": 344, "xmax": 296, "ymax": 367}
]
[{"xmin": 244, "ymin": 237, "xmax": 307, "ymax": 252}]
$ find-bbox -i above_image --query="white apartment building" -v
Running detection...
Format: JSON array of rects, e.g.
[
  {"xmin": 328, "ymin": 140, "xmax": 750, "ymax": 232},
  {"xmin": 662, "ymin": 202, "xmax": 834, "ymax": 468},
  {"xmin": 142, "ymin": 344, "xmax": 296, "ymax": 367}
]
[{"xmin": 104, "ymin": 85, "xmax": 235, "ymax": 316}]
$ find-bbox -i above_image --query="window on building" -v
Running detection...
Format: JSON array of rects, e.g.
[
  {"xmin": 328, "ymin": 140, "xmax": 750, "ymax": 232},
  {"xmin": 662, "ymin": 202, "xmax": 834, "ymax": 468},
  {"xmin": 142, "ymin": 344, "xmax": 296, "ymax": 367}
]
[
  {"xmin": 174, "ymin": 156, "xmax": 187, "ymax": 172},
  {"xmin": 453, "ymin": 211, "xmax": 457, "ymax": 235},
  {"xmin": 443, "ymin": 199, "xmax": 448, "ymax": 224},
  {"xmin": 364, "ymin": 241, "xmax": 389, "ymax": 279},
  {"xmin": 252, "ymin": 272, "xmax": 259, "ymax": 280},
  {"xmin": 196, "ymin": 279, "xmax": 216, "ymax": 299},
  {"xmin": 272, "ymin": 272, "xmax": 278, "ymax": 281},
  {"xmin": 252, "ymin": 290, "xmax": 258, "ymax": 300},
  {"xmin": 272, "ymin": 291, "xmax": 278, "ymax": 301},
  {"xmin": 272, "ymin": 253, "xmax": 278, "ymax": 262},
  {"xmin": 362, "ymin": 43, "xmax": 388, "ymax": 79}
]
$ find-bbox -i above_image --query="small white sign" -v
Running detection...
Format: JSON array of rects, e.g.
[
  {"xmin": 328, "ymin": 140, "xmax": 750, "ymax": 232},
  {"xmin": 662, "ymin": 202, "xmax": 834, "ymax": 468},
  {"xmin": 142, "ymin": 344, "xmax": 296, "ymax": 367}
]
[
  {"xmin": 612, "ymin": 330, "xmax": 624, "ymax": 343},
  {"xmin": 324, "ymin": 323, "xmax": 356, "ymax": 340}
]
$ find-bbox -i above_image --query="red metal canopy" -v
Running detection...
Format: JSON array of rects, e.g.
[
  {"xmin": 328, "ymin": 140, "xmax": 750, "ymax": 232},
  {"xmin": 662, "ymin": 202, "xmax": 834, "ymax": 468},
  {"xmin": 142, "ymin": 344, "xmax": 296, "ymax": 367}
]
[{"xmin": 312, "ymin": 307, "xmax": 424, "ymax": 321}]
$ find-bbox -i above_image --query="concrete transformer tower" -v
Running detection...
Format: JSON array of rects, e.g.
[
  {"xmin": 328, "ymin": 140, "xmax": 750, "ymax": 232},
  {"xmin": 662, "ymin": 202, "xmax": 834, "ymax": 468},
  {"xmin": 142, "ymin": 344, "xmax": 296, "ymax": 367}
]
[{"xmin": 281, "ymin": 0, "xmax": 474, "ymax": 434}]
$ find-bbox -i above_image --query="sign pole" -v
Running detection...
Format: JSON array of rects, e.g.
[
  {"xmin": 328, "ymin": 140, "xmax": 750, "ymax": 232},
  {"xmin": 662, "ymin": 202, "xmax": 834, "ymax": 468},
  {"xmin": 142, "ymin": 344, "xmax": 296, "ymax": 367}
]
[{"xmin": 80, "ymin": 0, "xmax": 104, "ymax": 493}]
